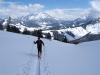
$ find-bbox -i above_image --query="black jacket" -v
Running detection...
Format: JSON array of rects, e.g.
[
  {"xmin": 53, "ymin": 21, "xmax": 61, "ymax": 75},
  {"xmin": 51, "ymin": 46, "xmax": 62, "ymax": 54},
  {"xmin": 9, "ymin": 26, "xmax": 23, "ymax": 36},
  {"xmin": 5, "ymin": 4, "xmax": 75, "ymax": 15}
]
[{"xmin": 34, "ymin": 40, "xmax": 44, "ymax": 48}]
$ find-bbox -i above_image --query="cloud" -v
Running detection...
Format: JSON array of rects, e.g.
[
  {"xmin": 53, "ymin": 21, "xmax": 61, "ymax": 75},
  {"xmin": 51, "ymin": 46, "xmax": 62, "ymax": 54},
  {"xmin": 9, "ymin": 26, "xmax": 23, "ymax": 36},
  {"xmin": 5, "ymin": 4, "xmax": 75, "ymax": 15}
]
[
  {"xmin": 45, "ymin": 8, "xmax": 89, "ymax": 20},
  {"xmin": 0, "ymin": 0, "xmax": 89, "ymax": 20},
  {"xmin": 45, "ymin": 0, "xmax": 100, "ymax": 20},
  {"xmin": 0, "ymin": 1, "xmax": 44, "ymax": 18},
  {"xmin": 1, "ymin": 0, "xmax": 100, "ymax": 20},
  {"xmin": 0, "ymin": 0, "xmax": 3, "ymax": 3},
  {"xmin": 88, "ymin": 0, "xmax": 100, "ymax": 18}
]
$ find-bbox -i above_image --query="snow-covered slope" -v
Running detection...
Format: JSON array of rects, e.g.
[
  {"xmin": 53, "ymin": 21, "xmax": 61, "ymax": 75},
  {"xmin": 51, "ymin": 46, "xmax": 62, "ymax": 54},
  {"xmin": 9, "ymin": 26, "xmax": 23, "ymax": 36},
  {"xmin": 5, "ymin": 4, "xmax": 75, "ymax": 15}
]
[
  {"xmin": 86, "ymin": 24, "xmax": 100, "ymax": 34},
  {"xmin": 57, "ymin": 26, "xmax": 88, "ymax": 41},
  {"xmin": 42, "ymin": 26, "xmax": 88, "ymax": 41},
  {"xmin": 0, "ymin": 30, "xmax": 100, "ymax": 75}
]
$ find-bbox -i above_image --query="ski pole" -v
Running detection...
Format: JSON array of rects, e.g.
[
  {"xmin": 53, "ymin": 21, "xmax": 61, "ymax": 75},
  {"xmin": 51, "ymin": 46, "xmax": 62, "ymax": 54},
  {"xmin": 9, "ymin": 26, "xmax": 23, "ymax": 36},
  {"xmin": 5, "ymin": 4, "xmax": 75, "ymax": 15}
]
[
  {"xmin": 43, "ymin": 45, "xmax": 45, "ymax": 51},
  {"xmin": 30, "ymin": 42, "xmax": 34, "ymax": 54}
]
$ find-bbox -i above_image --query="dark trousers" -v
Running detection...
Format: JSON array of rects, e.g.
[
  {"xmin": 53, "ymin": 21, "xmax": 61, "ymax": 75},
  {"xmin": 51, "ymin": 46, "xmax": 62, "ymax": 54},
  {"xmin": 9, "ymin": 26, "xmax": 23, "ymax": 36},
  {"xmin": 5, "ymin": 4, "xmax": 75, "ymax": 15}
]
[{"xmin": 38, "ymin": 47, "xmax": 42, "ymax": 55}]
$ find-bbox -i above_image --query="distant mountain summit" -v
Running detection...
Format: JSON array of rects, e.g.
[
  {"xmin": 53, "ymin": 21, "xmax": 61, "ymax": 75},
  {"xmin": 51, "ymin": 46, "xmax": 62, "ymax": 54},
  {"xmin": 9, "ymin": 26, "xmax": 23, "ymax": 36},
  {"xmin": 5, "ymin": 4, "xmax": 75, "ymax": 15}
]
[
  {"xmin": 6, "ymin": 13, "xmax": 59, "ymax": 28},
  {"xmin": 24, "ymin": 12, "xmax": 59, "ymax": 27},
  {"xmin": 61, "ymin": 15, "xmax": 93, "ymax": 27}
]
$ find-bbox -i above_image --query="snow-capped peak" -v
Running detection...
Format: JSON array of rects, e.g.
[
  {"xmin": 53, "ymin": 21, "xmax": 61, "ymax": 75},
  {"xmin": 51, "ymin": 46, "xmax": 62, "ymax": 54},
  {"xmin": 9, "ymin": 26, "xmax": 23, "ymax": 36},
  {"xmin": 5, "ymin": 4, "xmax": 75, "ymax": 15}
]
[{"xmin": 25, "ymin": 12, "xmax": 52, "ymax": 20}]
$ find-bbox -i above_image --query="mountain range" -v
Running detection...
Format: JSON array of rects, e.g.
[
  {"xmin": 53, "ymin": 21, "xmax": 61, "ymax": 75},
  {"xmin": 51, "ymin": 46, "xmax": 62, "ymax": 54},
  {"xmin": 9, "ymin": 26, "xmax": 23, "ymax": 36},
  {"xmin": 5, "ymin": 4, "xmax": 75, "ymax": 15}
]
[
  {"xmin": 0, "ymin": 12, "xmax": 98, "ymax": 28},
  {"xmin": 0, "ymin": 12, "xmax": 100, "ymax": 28},
  {"xmin": 1, "ymin": 12, "xmax": 100, "ymax": 42}
]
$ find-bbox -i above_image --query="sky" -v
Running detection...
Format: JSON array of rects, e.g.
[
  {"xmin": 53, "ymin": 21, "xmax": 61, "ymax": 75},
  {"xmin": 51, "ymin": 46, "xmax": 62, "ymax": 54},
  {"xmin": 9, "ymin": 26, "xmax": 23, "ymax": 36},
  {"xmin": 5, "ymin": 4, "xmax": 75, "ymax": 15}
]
[{"xmin": 0, "ymin": 0, "xmax": 100, "ymax": 20}]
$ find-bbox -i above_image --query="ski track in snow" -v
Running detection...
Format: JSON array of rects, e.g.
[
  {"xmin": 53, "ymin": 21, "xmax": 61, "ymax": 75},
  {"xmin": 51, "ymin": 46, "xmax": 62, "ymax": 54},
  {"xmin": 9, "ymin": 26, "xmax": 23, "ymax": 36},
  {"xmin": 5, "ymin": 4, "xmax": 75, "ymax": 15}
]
[
  {"xmin": 15, "ymin": 41, "xmax": 51, "ymax": 75},
  {"xmin": 41, "ymin": 42, "xmax": 51, "ymax": 75}
]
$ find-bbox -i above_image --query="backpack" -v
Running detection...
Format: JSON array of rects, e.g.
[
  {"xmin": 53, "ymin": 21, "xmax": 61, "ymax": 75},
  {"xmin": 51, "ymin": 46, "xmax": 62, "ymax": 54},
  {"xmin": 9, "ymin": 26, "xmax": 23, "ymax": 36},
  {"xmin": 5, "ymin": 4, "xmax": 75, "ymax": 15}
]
[{"xmin": 38, "ymin": 40, "xmax": 41, "ymax": 45}]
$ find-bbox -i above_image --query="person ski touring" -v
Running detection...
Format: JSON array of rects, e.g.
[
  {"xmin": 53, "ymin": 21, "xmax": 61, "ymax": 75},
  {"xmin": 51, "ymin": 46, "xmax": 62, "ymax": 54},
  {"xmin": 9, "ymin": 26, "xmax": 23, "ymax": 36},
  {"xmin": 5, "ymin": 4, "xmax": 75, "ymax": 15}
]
[{"xmin": 34, "ymin": 37, "xmax": 44, "ymax": 58}]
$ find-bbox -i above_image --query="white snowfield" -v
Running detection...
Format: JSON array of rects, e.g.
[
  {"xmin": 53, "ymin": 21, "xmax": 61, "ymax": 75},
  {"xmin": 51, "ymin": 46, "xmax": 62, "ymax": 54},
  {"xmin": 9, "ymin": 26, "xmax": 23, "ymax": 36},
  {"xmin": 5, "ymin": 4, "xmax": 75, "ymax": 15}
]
[{"xmin": 0, "ymin": 30, "xmax": 100, "ymax": 75}]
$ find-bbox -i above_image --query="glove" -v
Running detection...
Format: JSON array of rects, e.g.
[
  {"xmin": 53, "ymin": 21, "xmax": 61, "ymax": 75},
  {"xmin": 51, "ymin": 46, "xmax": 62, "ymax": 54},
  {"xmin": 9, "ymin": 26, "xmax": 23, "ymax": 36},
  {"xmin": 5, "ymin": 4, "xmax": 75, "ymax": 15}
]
[{"xmin": 34, "ymin": 41, "xmax": 35, "ymax": 44}]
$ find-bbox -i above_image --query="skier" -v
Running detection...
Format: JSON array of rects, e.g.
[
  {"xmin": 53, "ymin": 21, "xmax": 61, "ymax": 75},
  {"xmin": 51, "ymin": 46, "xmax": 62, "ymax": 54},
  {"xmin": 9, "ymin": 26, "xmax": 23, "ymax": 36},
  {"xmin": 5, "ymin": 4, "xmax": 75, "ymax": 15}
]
[{"xmin": 34, "ymin": 37, "xmax": 44, "ymax": 58}]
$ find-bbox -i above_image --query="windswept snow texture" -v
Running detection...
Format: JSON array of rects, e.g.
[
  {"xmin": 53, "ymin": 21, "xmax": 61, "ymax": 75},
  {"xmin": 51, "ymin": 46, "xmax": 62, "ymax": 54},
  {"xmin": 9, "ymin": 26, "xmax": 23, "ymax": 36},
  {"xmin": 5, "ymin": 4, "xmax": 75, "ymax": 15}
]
[{"xmin": 0, "ymin": 30, "xmax": 100, "ymax": 75}]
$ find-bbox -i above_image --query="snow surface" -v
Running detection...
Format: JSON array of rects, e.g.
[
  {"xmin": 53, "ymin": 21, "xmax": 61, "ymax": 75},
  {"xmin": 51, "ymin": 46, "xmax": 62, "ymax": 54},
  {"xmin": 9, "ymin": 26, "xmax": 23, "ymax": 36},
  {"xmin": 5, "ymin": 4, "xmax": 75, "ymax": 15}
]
[
  {"xmin": 86, "ymin": 23, "xmax": 100, "ymax": 34},
  {"xmin": 56, "ymin": 26, "xmax": 88, "ymax": 41},
  {"xmin": 0, "ymin": 30, "xmax": 100, "ymax": 75}
]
